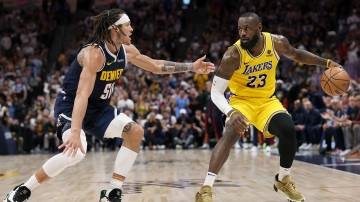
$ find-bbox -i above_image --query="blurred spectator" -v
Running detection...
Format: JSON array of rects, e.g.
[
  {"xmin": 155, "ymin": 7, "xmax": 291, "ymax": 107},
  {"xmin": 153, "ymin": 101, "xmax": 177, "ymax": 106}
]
[
  {"xmin": 117, "ymin": 91, "xmax": 134, "ymax": 112},
  {"xmin": 321, "ymin": 99, "xmax": 346, "ymax": 154},
  {"xmin": 143, "ymin": 112, "xmax": 165, "ymax": 149},
  {"xmin": 291, "ymin": 99, "xmax": 306, "ymax": 148},
  {"xmin": 175, "ymin": 89, "xmax": 190, "ymax": 118},
  {"xmin": 299, "ymin": 98, "xmax": 323, "ymax": 151}
]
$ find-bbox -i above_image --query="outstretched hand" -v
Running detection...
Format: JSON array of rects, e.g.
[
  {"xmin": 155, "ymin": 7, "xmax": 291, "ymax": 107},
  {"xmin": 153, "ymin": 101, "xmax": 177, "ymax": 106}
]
[
  {"xmin": 327, "ymin": 59, "xmax": 342, "ymax": 69},
  {"xmin": 193, "ymin": 55, "xmax": 215, "ymax": 74}
]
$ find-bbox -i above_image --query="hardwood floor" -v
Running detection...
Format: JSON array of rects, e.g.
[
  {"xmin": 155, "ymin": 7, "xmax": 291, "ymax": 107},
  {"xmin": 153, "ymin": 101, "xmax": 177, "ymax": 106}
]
[{"xmin": 1, "ymin": 150, "xmax": 359, "ymax": 202}]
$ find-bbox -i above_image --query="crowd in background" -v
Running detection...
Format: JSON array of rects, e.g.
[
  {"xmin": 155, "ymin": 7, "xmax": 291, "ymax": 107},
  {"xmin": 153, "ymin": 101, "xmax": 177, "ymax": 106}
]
[{"xmin": 0, "ymin": 0, "xmax": 359, "ymax": 157}]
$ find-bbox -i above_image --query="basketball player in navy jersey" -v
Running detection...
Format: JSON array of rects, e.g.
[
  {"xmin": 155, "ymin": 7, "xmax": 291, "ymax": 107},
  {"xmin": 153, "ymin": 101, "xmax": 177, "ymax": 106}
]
[{"xmin": 3, "ymin": 9, "xmax": 214, "ymax": 202}]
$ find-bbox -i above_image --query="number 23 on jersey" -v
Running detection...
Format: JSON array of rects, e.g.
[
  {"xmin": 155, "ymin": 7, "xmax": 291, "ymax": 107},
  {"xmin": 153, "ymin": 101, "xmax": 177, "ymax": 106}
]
[{"xmin": 246, "ymin": 74, "xmax": 267, "ymax": 88}]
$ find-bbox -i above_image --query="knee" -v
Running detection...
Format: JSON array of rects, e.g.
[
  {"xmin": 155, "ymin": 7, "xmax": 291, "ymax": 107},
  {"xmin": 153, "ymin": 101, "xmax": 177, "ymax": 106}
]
[
  {"xmin": 281, "ymin": 124, "xmax": 296, "ymax": 142},
  {"xmin": 128, "ymin": 124, "xmax": 144, "ymax": 143},
  {"xmin": 269, "ymin": 113, "xmax": 296, "ymax": 138},
  {"xmin": 281, "ymin": 123, "xmax": 296, "ymax": 135},
  {"xmin": 65, "ymin": 150, "xmax": 86, "ymax": 166},
  {"xmin": 223, "ymin": 126, "xmax": 239, "ymax": 143}
]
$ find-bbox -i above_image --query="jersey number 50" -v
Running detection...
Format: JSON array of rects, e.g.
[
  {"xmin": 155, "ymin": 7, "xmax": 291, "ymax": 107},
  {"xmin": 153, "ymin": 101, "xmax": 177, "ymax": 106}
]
[
  {"xmin": 246, "ymin": 74, "xmax": 267, "ymax": 88},
  {"xmin": 100, "ymin": 83, "xmax": 115, "ymax": 99}
]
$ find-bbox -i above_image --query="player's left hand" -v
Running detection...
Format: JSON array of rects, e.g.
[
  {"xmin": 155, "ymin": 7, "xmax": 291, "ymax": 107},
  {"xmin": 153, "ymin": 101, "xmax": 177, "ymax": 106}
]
[
  {"xmin": 58, "ymin": 133, "xmax": 85, "ymax": 157},
  {"xmin": 327, "ymin": 59, "xmax": 342, "ymax": 69},
  {"xmin": 193, "ymin": 55, "xmax": 215, "ymax": 74}
]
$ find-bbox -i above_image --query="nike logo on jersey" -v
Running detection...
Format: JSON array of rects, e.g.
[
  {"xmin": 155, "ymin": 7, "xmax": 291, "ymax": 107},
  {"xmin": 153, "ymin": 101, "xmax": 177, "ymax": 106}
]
[
  {"xmin": 242, "ymin": 61, "xmax": 272, "ymax": 75},
  {"xmin": 106, "ymin": 59, "xmax": 124, "ymax": 66}
]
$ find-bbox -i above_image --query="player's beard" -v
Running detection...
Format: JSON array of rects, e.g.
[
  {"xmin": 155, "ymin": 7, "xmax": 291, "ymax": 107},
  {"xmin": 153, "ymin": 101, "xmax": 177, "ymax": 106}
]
[{"xmin": 240, "ymin": 34, "xmax": 259, "ymax": 50}]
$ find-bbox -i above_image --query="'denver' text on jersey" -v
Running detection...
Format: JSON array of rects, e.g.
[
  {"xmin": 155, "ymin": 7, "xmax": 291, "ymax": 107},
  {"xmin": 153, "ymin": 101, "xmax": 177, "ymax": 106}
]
[{"xmin": 62, "ymin": 42, "xmax": 126, "ymax": 106}]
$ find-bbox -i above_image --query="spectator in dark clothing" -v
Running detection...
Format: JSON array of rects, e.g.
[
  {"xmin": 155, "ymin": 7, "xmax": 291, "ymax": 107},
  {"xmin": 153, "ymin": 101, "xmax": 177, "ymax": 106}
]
[
  {"xmin": 144, "ymin": 113, "xmax": 164, "ymax": 149},
  {"xmin": 179, "ymin": 119, "xmax": 197, "ymax": 149},
  {"xmin": 291, "ymin": 100, "xmax": 306, "ymax": 148},
  {"xmin": 341, "ymin": 95, "xmax": 358, "ymax": 152},
  {"xmin": 345, "ymin": 95, "xmax": 360, "ymax": 151},
  {"xmin": 299, "ymin": 98, "xmax": 323, "ymax": 150},
  {"xmin": 161, "ymin": 107, "xmax": 177, "ymax": 149},
  {"xmin": 192, "ymin": 110, "xmax": 206, "ymax": 147},
  {"xmin": 204, "ymin": 99, "xmax": 224, "ymax": 148},
  {"xmin": 321, "ymin": 99, "xmax": 346, "ymax": 153}
]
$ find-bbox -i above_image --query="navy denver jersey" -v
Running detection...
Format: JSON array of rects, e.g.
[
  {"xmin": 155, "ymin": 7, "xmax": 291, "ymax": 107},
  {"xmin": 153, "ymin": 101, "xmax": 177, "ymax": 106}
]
[{"xmin": 62, "ymin": 43, "xmax": 126, "ymax": 107}]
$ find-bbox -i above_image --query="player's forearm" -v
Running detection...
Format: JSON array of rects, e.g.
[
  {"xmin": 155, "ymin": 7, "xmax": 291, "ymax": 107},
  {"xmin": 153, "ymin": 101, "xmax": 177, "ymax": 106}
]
[
  {"xmin": 211, "ymin": 76, "xmax": 233, "ymax": 116},
  {"xmin": 71, "ymin": 94, "xmax": 88, "ymax": 135},
  {"xmin": 158, "ymin": 60, "xmax": 194, "ymax": 74},
  {"xmin": 293, "ymin": 49, "xmax": 327, "ymax": 67}
]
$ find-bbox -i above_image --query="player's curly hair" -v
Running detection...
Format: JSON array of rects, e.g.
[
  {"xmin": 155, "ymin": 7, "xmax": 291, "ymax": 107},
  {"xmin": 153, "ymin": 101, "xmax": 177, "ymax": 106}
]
[{"xmin": 89, "ymin": 9, "xmax": 125, "ymax": 46}]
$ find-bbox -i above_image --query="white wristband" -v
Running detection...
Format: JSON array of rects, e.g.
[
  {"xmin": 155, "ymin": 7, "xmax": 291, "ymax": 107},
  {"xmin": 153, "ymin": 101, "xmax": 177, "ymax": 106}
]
[{"xmin": 211, "ymin": 76, "xmax": 233, "ymax": 115}]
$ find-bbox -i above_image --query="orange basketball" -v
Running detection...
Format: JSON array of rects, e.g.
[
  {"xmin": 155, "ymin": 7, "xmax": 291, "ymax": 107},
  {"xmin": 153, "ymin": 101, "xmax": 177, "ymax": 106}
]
[{"xmin": 320, "ymin": 67, "xmax": 350, "ymax": 96}]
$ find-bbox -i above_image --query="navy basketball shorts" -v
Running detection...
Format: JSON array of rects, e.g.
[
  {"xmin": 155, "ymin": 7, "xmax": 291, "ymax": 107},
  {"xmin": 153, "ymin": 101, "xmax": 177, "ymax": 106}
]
[{"xmin": 54, "ymin": 93, "xmax": 134, "ymax": 141}]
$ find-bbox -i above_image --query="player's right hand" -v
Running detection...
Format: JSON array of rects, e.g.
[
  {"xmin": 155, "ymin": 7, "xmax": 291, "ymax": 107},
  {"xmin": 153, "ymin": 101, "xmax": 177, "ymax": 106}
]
[
  {"xmin": 58, "ymin": 132, "xmax": 85, "ymax": 157},
  {"xmin": 225, "ymin": 110, "xmax": 249, "ymax": 136},
  {"xmin": 327, "ymin": 59, "xmax": 341, "ymax": 69}
]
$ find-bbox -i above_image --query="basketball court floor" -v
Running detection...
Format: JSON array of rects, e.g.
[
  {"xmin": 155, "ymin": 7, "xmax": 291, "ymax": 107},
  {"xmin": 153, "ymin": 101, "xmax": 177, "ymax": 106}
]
[{"xmin": 1, "ymin": 149, "xmax": 359, "ymax": 202}]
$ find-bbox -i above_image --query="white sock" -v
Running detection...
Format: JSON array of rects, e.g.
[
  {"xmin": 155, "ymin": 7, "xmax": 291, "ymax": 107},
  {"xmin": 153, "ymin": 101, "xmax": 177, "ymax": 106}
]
[
  {"xmin": 278, "ymin": 166, "xmax": 291, "ymax": 181},
  {"xmin": 23, "ymin": 175, "xmax": 40, "ymax": 191},
  {"xmin": 203, "ymin": 172, "xmax": 217, "ymax": 187},
  {"xmin": 110, "ymin": 179, "xmax": 124, "ymax": 189},
  {"xmin": 109, "ymin": 146, "xmax": 138, "ymax": 190}
]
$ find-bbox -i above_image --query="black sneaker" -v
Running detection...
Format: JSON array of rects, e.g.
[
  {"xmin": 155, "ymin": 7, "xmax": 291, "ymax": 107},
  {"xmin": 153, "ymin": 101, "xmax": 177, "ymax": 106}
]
[
  {"xmin": 3, "ymin": 184, "xmax": 31, "ymax": 202},
  {"xmin": 99, "ymin": 188, "xmax": 122, "ymax": 202}
]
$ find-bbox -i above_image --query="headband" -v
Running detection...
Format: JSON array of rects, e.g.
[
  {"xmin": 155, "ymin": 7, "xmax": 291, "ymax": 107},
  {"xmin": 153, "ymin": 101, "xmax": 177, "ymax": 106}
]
[{"xmin": 108, "ymin": 14, "xmax": 130, "ymax": 30}]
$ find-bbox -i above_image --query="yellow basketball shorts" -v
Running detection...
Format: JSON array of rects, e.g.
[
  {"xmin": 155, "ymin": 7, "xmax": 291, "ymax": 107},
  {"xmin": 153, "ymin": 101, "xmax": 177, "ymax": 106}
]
[{"xmin": 229, "ymin": 95, "xmax": 288, "ymax": 138}]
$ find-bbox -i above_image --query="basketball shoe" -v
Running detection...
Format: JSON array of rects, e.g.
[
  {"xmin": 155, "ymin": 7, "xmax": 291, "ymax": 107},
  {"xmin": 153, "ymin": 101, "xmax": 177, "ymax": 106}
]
[
  {"xmin": 99, "ymin": 188, "xmax": 122, "ymax": 202},
  {"xmin": 3, "ymin": 184, "xmax": 31, "ymax": 202},
  {"xmin": 273, "ymin": 174, "xmax": 305, "ymax": 202},
  {"xmin": 195, "ymin": 185, "xmax": 213, "ymax": 202}
]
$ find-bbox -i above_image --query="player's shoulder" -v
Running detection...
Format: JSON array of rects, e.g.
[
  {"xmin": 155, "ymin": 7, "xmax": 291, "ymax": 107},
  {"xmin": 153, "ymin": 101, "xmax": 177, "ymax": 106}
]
[
  {"xmin": 270, "ymin": 34, "xmax": 288, "ymax": 45},
  {"xmin": 123, "ymin": 44, "xmax": 139, "ymax": 53},
  {"xmin": 77, "ymin": 44, "xmax": 105, "ymax": 60},
  {"xmin": 77, "ymin": 44, "xmax": 105, "ymax": 68},
  {"xmin": 80, "ymin": 44, "xmax": 104, "ymax": 58},
  {"xmin": 225, "ymin": 45, "xmax": 241, "ymax": 59}
]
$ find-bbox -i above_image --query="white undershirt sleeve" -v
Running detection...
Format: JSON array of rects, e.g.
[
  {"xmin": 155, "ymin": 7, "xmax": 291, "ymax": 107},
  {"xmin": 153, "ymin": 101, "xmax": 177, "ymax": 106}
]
[{"xmin": 211, "ymin": 76, "xmax": 234, "ymax": 115}]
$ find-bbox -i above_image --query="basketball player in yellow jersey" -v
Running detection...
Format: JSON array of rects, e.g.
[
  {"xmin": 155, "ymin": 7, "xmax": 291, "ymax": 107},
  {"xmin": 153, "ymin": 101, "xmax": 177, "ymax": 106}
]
[{"xmin": 195, "ymin": 12, "xmax": 341, "ymax": 202}]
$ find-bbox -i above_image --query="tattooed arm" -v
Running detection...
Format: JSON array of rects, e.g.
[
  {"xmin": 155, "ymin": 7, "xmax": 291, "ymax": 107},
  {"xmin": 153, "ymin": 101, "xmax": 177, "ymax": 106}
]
[
  {"xmin": 124, "ymin": 44, "xmax": 215, "ymax": 74},
  {"xmin": 272, "ymin": 34, "xmax": 341, "ymax": 68}
]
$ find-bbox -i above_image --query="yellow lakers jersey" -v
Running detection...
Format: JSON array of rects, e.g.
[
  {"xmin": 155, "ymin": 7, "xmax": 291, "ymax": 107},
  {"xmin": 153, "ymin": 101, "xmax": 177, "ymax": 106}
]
[{"xmin": 229, "ymin": 32, "xmax": 279, "ymax": 98}]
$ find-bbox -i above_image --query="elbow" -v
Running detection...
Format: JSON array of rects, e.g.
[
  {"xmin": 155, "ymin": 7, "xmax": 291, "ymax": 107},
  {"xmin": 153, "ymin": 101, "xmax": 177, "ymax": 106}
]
[{"xmin": 75, "ymin": 89, "xmax": 91, "ymax": 101}]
